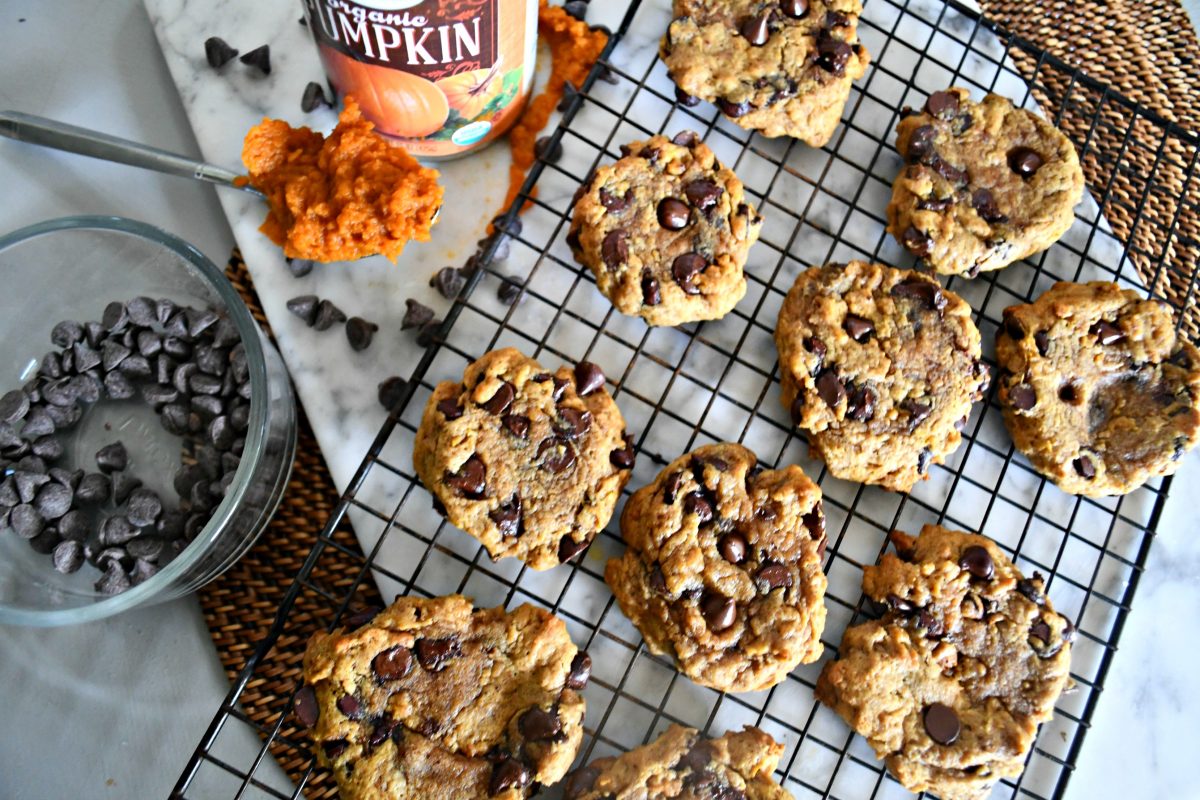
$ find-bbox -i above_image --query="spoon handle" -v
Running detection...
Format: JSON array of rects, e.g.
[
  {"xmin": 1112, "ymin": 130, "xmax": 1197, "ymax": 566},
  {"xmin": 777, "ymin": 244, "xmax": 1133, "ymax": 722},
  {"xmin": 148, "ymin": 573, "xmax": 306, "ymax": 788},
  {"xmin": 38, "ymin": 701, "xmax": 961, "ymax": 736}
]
[{"xmin": 0, "ymin": 110, "xmax": 262, "ymax": 197}]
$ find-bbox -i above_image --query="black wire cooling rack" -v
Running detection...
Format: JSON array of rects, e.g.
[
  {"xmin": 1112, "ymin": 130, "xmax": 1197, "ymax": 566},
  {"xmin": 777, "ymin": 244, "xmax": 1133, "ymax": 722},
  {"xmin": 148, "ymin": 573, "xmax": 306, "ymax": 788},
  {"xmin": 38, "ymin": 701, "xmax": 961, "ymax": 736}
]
[{"xmin": 174, "ymin": 0, "xmax": 1200, "ymax": 797}]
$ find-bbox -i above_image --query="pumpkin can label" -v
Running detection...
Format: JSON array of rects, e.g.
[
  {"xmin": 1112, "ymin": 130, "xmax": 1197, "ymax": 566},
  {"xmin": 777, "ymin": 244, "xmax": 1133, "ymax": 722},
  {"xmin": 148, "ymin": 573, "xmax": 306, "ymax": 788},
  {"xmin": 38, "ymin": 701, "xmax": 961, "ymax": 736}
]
[{"xmin": 302, "ymin": 0, "xmax": 537, "ymax": 158}]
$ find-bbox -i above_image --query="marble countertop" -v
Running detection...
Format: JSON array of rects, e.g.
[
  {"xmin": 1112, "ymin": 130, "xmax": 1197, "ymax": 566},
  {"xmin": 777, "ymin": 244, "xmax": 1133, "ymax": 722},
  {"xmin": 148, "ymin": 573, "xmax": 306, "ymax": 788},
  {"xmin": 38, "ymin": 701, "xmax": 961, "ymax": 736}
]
[{"xmin": 1, "ymin": 1, "xmax": 1198, "ymax": 798}]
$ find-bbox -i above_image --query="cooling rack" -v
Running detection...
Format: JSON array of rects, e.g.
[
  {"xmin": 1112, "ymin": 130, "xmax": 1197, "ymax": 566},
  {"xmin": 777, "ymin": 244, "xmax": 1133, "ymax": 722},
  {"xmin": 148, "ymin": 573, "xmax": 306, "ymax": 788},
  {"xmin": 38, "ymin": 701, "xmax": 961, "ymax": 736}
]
[{"xmin": 173, "ymin": 0, "xmax": 1200, "ymax": 797}]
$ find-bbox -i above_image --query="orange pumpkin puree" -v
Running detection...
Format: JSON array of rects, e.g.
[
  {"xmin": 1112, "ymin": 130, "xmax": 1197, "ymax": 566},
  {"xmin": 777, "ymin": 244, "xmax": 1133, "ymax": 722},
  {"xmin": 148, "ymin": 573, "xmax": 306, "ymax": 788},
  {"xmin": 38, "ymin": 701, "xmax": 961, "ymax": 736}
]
[
  {"xmin": 242, "ymin": 97, "xmax": 443, "ymax": 263},
  {"xmin": 501, "ymin": 1, "xmax": 609, "ymax": 213}
]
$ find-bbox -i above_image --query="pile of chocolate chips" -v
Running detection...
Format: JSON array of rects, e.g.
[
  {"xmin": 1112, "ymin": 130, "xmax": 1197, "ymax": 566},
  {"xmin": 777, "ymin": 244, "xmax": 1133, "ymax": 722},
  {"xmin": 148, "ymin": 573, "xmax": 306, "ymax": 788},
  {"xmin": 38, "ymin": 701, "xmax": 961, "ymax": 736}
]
[{"xmin": 0, "ymin": 297, "xmax": 250, "ymax": 596}]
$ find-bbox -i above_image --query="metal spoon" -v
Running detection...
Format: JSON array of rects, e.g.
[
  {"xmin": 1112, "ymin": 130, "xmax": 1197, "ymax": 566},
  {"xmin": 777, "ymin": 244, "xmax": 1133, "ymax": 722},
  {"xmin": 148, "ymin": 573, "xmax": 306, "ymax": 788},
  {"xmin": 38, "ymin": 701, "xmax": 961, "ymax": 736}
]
[{"xmin": 0, "ymin": 110, "xmax": 264, "ymax": 198}]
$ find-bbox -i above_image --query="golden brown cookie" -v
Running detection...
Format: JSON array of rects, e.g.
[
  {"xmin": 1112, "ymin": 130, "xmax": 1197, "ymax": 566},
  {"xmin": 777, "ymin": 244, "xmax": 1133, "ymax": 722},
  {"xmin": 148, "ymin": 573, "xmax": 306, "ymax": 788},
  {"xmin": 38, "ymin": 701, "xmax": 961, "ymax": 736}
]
[
  {"xmin": 298, "ymin": 595, "xmax": 591, "ymax": 800},
  {"xmin": 817, "ymin": 525, "xmax": 1075, "ymax": 800},
  {"xmin": 563, "ymin": 724, "xmax": 792, "ymax": 799},
  {"xmin": 887, "ymin": 88, "xmax": 1084, "ymax": 277},
  {"xmin": 775, "ymin": 261, "xmax": 989, "ymax": 492},
  {"xmin": 661, "ymin": 0, "xmax": 870, "ymax": 146},
  {"xmin": 605, "ymin": 443, "xmax": 826, "ymax": 692},
  {"xmin": 995, "ymin": 281, "xmax": 1200, "ymax": 496},
  {"xmin": 567, "ymin": 132, "xmax": 762, "ymax": 327},
  {"xmin": 413, "ymin": 348, "xmax": 634, "ymax": 570}
]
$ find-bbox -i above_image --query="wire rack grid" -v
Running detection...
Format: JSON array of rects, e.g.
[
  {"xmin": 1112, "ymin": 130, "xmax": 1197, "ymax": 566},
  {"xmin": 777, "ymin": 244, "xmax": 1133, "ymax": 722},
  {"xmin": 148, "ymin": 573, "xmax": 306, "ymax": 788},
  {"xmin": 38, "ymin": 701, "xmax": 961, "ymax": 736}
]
[{"xmin": 174, "ymin": 0, "xmax": 1200, "ymax": 798}]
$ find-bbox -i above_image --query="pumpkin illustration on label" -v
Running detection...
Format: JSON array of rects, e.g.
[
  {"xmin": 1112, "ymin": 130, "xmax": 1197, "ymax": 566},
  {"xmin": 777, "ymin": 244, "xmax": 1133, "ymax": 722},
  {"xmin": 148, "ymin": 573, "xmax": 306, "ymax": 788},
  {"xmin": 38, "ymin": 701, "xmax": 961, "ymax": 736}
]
[
  {"xmin": 437, "ymin": 62, "xmax": 504, "ymax": 120},
  {"xmin": 322, "ymin": 50, "xmax": 450, "ymax": 139}
]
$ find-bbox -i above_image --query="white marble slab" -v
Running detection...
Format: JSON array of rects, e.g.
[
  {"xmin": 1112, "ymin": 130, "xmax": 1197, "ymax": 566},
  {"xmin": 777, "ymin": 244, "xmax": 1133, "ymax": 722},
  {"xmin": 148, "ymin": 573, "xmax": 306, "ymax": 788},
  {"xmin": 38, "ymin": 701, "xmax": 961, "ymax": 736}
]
[{"xmin": 138, "ymin": 0, "xmax": 1200, "ymax": 799}]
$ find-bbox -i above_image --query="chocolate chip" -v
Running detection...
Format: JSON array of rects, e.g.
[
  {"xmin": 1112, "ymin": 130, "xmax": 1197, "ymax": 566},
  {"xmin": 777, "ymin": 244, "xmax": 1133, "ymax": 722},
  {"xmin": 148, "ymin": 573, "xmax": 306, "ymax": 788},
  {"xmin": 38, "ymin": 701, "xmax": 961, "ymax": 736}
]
[
  {"xmin": 718, "ymin": 532, "xmax": 747, "ymax": 564},
  {"xmin": 101, "ymin": 514, "xmax": 139, "ymax": 545},
  {"xmin": 1089, "ymin": 320, "xmax": 1125, "ymax": 346},
  {"xmin": 556, "ymin": 408, "xmax": 592, "ymax": 440},
  {"xmin": 204, "ymin": 36, "xmax": 238, "ymax": 68},
  {"xmin": 94, "ymin": 561, "xmax": 131, "ymax": 595},
  {"xmin": 10, "ymin": 504, "xmax": 44, "ymax": 539},
  {"xmin": 438, "ymin": 397, "xmax": 464, "ymax": 420},
  {"xmin": 1009, "ymin": 383, "xmax": 1037, "ymax": 411},
  {"xmin": 599, "ymin": 187, "xmax": 632, "ymax": 213},
  {"xmin": 313, "ymin": 299, "xmax": 347, "ymax": 331},
  {"xmin": 286, "ymin": 295, "xmax": 318, "ymax": 326},
  {"xmin": 717, "ymin": 97, "xmax": 752, "ymax": 118},
  {"xmin": 51, "ymin": 320, "xmax": 84, "ymax": 348},
  {"xmin": 0, "ymin": 390, "xmax": 30, "ymax": 424},
  {"xmin": 34, "ymin": 483, "xmax": 72, "ymax": 520},
  {"xmin": 377, "ymin": 376, "xmax": 407, "ymax": 411},
  {"xmin": 1059, "ymin": 383, "xmax": 1081, "ymax": 404},
  {"xmin": 557, "ymin": 534, "xmax": 589, "ymax": 563},
  {"xmin": 481, "ymin": 382, "xmax": 515, "ymax": 416},
  {"xmin": 489, "ymin": 756, "xmax": 531, "ymax": 796},
  {"xmin": 52, "ymin": 539, "xmax": 84, "ymax": 574},
  {"xmin": 567, "ymin": 651, "xmax": 591, "ymax": 689},
  {"xmin": 907, "ymin": 125, "xmax": 935, "ymax": 161},
  {"xmin": 756, "ymin": 561, "xmax": 793, "ymax": 591},
  {"xmin": 683, "ymin": 491, "xmax": 714, "ymax": 523},
  {"xmin": 345, "ymin": 317, "xmax": 378, "ymax": 351},
  {"xmin": 1008, "ymin": 146, "xmax": 1043, "ymax": 178},
  {"xmin": 76, "ymin": 472, "xmax": 111, "ymax": 503},
  {"xmin": 924, "ymin": 90, "xmax": 960, "ymax": 119},
  {"xmin": 924, "ymin": 703, "xmax": 960, "ymax": 744},
  {"xmin": 126, "ymin": 488, "xmax": 163, "ymax": 527},
  {"xmin": 532, "ymin": 134, "xmax": 563, "ymax": 163},
  {"xmin": 563, "ymin": 0, "xmax": 588, "ymax": 20},
  {"xmin": 430, "ymin": 266, "xmax": 466, "ymax": 299},
  {"xmin": 803, "ymin": 505, "xmax": 825, "ymax": 540},
  {"xmin": 683, "ymin": 181, "xmax": 723, "ymax": 216},
  {"xmin": 900, "ymin": 398, "xmax": 933, "ymax": 433},
  {"xmin": 446, "ymin": 454, "xmax": 486, "ymax": 498},
  {"xmin": 95, "ymin": 441, "xmax": 127, "ymax": 473},
  {"xmin": 537, "ymin": 436, "xmax": 576, "ymax": 474},
  {"xmin": 958, "ymin": 545, "xmax": 994, "ymax": 580},
  {"xmin": 1073, "ymin": 455, "xmax": 1096, "ymax": 479},
  {"xmin": 641, "ymin": 272, "xmax": 662, "ymax": 306},
  {"xmin": 415, "ymin": 637, "xmax": 460, "ymax": 671},
  {"xmin": 843, "ymin": 314, "xmax": 874, "ymax": 342},
  {"xmin": 917, "ymin": 195, "xmax": 952, "ymax": 212},
  {"xmin": 971, "ymin": 188, "xmax": 1008, "ymax": 223},
  {"xmin": 672, "ymin": 252, "xmax": 707, "ymax": 294},
  {"xmin": 119, "ymin": 354, "xmax": 152, "ymax": 379},
  {"xmin": 846, "ymin": 385, "xmax": 876, "ymax": 422},
  {"xmin": 701, "ymin": 593, "xmax": 736, "ymax": 631},
  {"xmin": 610, "ymin": 433, "xmax": 635, "ymax": 469},
  {"xmin": 815, "ymin": 369, "xmax": 845, "ymax": 409},
  {"xmin": 816, "ymin": 30, "xmax": 852, "ymax": 74},
  {"xmin": 499, "ymin": 414, "xmax": 529, "ymax": 439},
  {"xmin": 574, "ymin": 361, "xmax": 605, "ymax": 396},
  {"xmin": 601, "ymin": 229, "xmax": 629, "ymax": 269},
  {"xmin": 372, "ymin": 646, "xmax": 413, "ymax": 682},
  {"xmin": 239, "ymin": 44, "xmax": 270, "ymax": 74},
  {"xmin": 300, "ymin": 80, "xmax": 330, "ymax": 112},
  {"xmin": 1017, "ymin": 575, "xmax": 1046, "ymax": 605},
  {"xmin": 740, "ymin": 11, "xmax": 771, "ymax": 45},
  {"xmin": 657, "ymin": 197, "xmax": 691, "ymax": 230},
  {"xmin": 1033, "ymin": 331, "xmax": 1050, "ymax": 357},
  {"xmin": 489, "ymin": 493, "xmax": 523, "ymax": 537},
  {"xmin": 416, "ymin": 319, "xmax": 442, "ymax": 347},
  {"xmin": 518, "ymin": 706, "xmax": 562, "ymax": 741},
  {"xmin": 901, "ymin": 225, "xmax": 933, "ymax": 257},
  {"xmin": 890, "ymin": 277, "xmax": 946, "ymax": 313}
]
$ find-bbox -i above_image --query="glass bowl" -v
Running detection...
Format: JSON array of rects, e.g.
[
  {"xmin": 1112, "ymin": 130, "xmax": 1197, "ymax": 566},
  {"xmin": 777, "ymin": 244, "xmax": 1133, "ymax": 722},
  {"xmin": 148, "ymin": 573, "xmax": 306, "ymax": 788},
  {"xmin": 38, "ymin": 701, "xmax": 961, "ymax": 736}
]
[{"xmin": 0, "ymin": 216, "xmax": 296, "ymax": 626}]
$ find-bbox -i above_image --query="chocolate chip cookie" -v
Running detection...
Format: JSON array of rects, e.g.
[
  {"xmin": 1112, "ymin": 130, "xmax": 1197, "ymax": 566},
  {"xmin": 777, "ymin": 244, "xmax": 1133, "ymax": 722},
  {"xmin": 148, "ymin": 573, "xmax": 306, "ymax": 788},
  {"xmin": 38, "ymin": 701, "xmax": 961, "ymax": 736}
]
[
  {"xmin": 775, "ymin": 261, "xmax": 989, "ymax": 492},
  {"xmin": 887, "ymin": 88, "xmax": 1084, "ymax": 277},
  {"xmin": 996, "ymin": 281, "xmax": 1200, "ymax": 496},
  {"xmin": 661, "ymin": 0, "xmax": 871, "ymax": 146},
  {"xmin": 817, "ymin": 525, "xmax": 1075, "ymax": 800},
  {"xmin": 299, "ymin": 594, "xmax": 590, "ymax": 800},
  {"xmin": 605, "ymin": 443, "xmax": 827, "ymax": 692},
  {"xmin": 414, "ymin": 348, "xmax": 634, "ymax": 570},
  {"xmin": 567, "ymin": 132, "xmax": 763, "ymax": 327},
  {"xmin": 563, "ymin": 723, "xmax": 791, "ymax": 799}
]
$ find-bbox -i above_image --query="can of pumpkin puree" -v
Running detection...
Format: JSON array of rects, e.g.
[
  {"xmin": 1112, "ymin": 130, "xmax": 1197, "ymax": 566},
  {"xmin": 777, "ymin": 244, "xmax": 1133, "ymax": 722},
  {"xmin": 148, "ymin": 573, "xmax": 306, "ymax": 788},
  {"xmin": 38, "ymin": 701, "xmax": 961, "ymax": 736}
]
[{"xmin": 301, "ymin": 0, "xmax": 538, "ymax": 159}]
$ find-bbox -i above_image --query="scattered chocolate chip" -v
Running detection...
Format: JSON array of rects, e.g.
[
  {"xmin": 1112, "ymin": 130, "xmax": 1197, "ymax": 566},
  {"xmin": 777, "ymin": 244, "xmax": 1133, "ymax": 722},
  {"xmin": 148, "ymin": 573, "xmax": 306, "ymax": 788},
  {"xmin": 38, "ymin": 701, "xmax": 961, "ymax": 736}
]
[
  {"xmin": 843, "ymin": 314, "xmax": 874, "ymax": 342},
  {"xmin": 718, "ymin": 532, "xmax": 747, "ymax": 564},
  {"xmin": 429, "ymin": 266, "xmax": 466, "ymax": 299},
  {"xmin": 446, "ymin": 454, "xmax": 487, "ymax": 498},
  {"xmin": 740, "ymin": 11, "xmax": 771, "ymax": 46},
  {"xmin": 672, "ymin": 252, "xmax": 707, "ymax": 294},
  {"xmin": 567, "ymin": 651, "xmax": 591, "ymax": 689},
  {"xmin": 416, "ymin": 319, "xmax": 442, "ymax": 347},
  {"xmin": 958, "ymin": 545, "xmax": 994, "ymax": 580},
  {"xmin": 924, "ymin": 90, "xmax": 960, "ymax": 119},
  {"xmin": 1073, "ymin": 455, "xmax": 1096, "ymax": 479},
  {"xmin": 701, "ymin": 592, "xmax": 736, "ymax": 631},
  {"xmin": 239, "ymin": 44, "xmax": 271, "ymax": 75},
  {"xmin": 890, "ymin": 277, "xmax": 946, "ymax": 313},
  {"xmin": 95, "ymin": 441, "xmax": 128, "ymax": 473},
  {"xmin": 601, "ymin": 229, "xmax": 629, "ymax": 269},
  {"xmin": 1089, "ymin": 320, "xmax": 1125, "ymax": 346},
  {"xmin": 286, "ymin": 295, "xmax": 318, "ymax": 326},
  {"xmin": 574, "ymin": 361, "xmax": 605, "ymax": 396},
  {"xmin": 377, "ymin": 376, "xmax": 407, "ymax": 411},
  {"xmin": 563, "ymin": 0, "xmax": 588, "ymax": 20},
  {"xmin": 1008, "ymin": 383, "xmax": 1037, "ymax": 411},
  {"xmin": 346, "ymin": 317, "xmax": 379, "ymax": 351},
  {"xmin": 313, "ymin": 299, "xmax": 347, "ymax": 331},
  {"xmin": 924, "ymin": 703, "xmax": 960, "ymax": 744},
  {"xmin": 490, "ymin": 756, "xmax": 531, "ymax": 796},
  {"xmin": 372, "ymin": 647, "xmax": 413, "ymax": 682},
  {"xmin": 518, "ymin": 707, "xmax": 562, "ymax": 741},
  {"xmin": 1007, "ymin": 146, "xmax": 1043, "ymax": 178},
  {"xmin": 301, "ymin": 81, "xmax": 330, "ymax": 112},
  {"xmin": 534, "ymin": 135, "xmax": 563, "ymax": 163},
  {"xmin": 204, "ymin": 36, "xmax": 238, "ymax": 68},
  {"xmin": 536, "ymin": 436, "xmax": 576, "ymax": 474}
]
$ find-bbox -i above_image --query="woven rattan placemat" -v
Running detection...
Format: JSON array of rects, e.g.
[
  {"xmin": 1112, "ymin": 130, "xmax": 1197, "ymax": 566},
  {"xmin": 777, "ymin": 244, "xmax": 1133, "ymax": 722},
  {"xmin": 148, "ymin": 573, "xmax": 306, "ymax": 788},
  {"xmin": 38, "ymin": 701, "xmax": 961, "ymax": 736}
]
[{"xmin": 198, "ymin": 2, "xmax": 1200, "ymax": 795}]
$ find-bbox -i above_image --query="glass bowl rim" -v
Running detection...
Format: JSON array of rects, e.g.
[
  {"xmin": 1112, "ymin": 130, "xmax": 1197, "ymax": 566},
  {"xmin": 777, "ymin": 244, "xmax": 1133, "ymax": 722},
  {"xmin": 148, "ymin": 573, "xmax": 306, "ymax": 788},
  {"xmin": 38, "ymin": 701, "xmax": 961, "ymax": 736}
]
[{"xmin": 0, "ymin": 215, "xmax": 273, "ymax": 626}]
